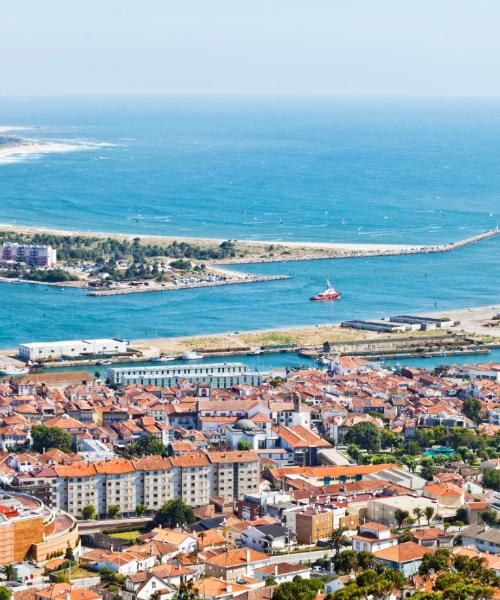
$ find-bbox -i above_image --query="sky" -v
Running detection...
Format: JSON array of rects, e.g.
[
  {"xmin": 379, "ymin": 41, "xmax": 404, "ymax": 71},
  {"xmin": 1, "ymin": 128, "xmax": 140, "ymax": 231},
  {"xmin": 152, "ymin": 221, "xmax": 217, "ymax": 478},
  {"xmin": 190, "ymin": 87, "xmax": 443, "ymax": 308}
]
[{"xmin": 1, "ymin": 0, "xmax": 499, "ymax": 96}]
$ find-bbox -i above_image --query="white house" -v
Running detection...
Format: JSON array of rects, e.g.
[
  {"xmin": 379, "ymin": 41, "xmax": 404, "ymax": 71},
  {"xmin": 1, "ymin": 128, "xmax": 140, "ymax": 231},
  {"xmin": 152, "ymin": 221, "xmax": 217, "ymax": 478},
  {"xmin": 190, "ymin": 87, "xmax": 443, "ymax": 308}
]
[{"xmin": 352, "ymin": 521, "xmax": 398, "ymax": 554}]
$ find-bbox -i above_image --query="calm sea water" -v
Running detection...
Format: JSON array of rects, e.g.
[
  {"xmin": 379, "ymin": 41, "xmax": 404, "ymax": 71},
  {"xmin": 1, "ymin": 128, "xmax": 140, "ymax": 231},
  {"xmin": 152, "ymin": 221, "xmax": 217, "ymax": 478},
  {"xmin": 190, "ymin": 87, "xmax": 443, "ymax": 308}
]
[{"xmin": 0, "ymin": 97, "xmax": 498, "ymax": 348}]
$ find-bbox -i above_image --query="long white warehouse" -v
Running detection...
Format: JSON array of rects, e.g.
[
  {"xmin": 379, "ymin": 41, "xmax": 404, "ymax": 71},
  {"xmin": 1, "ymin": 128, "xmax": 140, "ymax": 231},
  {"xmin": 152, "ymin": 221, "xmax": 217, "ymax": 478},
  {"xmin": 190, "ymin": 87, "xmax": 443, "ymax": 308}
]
[{"xmin": 19, "ymin": 338, "xmax": 129, "ymax": 361}]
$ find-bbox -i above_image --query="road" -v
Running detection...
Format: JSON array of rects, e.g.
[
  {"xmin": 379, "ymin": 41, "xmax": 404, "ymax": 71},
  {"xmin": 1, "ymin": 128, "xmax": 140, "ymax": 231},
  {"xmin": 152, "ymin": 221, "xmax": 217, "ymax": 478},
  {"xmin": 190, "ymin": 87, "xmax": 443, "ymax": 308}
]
[
  {"xmin": 269, "ymin": 549, "xmax": 336, "ymax": 565},
  {"xmin": 78, "ymin": 516, "xmax": 152, "ymax": 534}
]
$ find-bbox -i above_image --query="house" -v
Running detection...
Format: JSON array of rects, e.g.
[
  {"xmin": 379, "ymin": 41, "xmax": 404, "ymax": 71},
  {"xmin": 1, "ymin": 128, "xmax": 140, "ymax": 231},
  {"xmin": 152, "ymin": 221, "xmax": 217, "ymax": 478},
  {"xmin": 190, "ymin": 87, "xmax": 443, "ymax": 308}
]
[
  {"xmin": 205, "ymin": 548, "xmax": 268, "ymax": 581},
  {"xmin": 352, "ymin": 521, "xmax": 398, "ymax": 554},
  {"xmin": 239, "ymin": 523, "xmax": 295, "ymax": 553},
  {"xmin": 253, "ymin": 562, "xmax": 311, "ymax": 584},
  {"xmin": 460, "ymin": 525, "xmax": 500, "ymax": 555},
  {"xmin": 324, "ymin": 575, "xmax": 355, "ymax": 596},
  {"xmin": 148, "ymin": 563, "xmax": 197, "ymax": 587},
  {"xmin": 35, "ymin": 585, "xmax": 102, "ymax": 600},
  {"xmin": 195, "ymin": 577, "xmax": 250, "ymax": 600},
  {"xmin": 374, "ymin": 541, "xmax": 432, "ymax": 576},
  {"xmin": 79, "ymin": 548, "xmax": 156, "ymax": 575},
  {"xmin": 138, "ymin": 528, "xmax": 198, "ymax": 554},
  {"xmin": 413, "ymin": 527, "xmax": 454, "ymax": 549},
  {"xmin": 123, "ymin": 573, "xmax": 175, "ymax": 600},
  {"xmin": 423, "ymin": 482, "xmax": 465, "ymax": 509}
]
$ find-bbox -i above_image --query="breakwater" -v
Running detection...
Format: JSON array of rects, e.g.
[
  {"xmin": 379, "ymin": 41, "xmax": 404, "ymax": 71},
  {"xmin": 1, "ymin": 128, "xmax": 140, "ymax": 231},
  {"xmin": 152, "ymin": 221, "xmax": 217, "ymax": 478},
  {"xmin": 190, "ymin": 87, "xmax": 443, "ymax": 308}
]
[
  {"xmin": 213, "ymin": 229, "xmax": 500, "ymax": 265},
  {"xmin": 87, "ymin": 273, "xmax": 291, "ymax": 296}
]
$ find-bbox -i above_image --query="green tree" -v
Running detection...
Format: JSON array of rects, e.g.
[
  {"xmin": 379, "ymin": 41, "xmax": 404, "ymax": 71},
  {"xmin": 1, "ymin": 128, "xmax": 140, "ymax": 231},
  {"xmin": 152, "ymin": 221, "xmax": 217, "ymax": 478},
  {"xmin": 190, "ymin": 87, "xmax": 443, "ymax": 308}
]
[
  {"xmin": 64, "ymin": 545, "xmax": 75, "ymax": 562},
  {"xmin": 480, "ymin": 509, "xmax": 498, "ymax": 525},
  {"xmin": 124, "ymin": 434, "xmax": 166, "ymax": 458},
  {"xmin": 394, "ymin": 508, "xmax": 410, "ymax": 530},
  {"xmin": 237, "ymin": 439, "xmax": 252, "ymax": 451},
  {"xmin": 462, "ymin": 398, "xmax": 482, "ymax": 425},
  {"xmin": 425, "ymin": 506, "xmax": 435, "ymax": 526},
  {"xmin": 273, "ymin": 578, "xmax": 324, "ymax": 600},
  {"xmin": 0, "ymin": 587, "xmax": 12, "ymax": 600},
  {"xmin": 344, "ymin": 422, "xmax": 381, "ymax": 453},
  {"xmin": 329, "ymin": 526, "xmax": 350, "ymax": 555},
  {"xmin": 334, "ymin": 550, "xmax": 358, "ymax": 575},
  {"xmin": 175, "ymin": 580, "xmax": 200, "ymax": 600},
  {"xmin": 419, "ymin": 549, "xmax": 452, "ymax": 575},
  {"xmin": 413, "ymin": 507, "xmax": 424, "ymax": 527},
  {"xmin": 410, "ymin": 593, "xmax": 442, "ymax": 600},
  {"xmin": 482, "ymin": 469, "xmax": 500, "ymax": 491},
  {"xmin": 99, "ymin": 567, "xmax": 125, "ymax": 586},
  {"xmin": 153, "ymin": 499, "xmax": 195, "ymax": 528},
  {"xmin": 356, "ymin": 551, "xmax": 376, "ymax": 570},
  {"xmin": 0, "ymin": 564, "xmax": 17, "ymax": 582},
  {"xmin": 108, "ymin": 504, "xmax": 120, "ymax": 518},
  {"xmin": 31, "ymin": 425, "xmax": 72, "ymax": 453},
  {"xmin": 399, "ymin": 528, "xmax": 416, "ymax": 543},
  {"xmin": 136, "ymin": 503, "xmax": 146, "ymax": 516},
  {"xmin": 82, "ymin": 505, "xmax": 96, "ymax": 520},
  {"xmin": 347, "ymin": 444, "xmax": 362, "ymax": 463}
]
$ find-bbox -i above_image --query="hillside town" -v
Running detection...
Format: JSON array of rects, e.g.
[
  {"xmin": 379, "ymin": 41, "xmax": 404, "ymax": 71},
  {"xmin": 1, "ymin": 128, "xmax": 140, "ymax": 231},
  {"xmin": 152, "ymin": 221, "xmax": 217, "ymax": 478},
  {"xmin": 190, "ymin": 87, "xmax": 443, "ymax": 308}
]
[{"xmin": 0, "ymin": 356, "xmax": 498, "ymax": 600}]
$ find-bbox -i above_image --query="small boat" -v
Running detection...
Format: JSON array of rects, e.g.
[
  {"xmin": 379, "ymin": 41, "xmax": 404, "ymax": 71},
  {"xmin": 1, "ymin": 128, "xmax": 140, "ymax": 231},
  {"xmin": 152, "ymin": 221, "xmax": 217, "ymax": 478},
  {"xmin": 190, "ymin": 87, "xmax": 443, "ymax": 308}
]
[
  {"xmin": 310, "ymin": 280, "xmax": 341, "ymax": 301},
  {"xmin": 0, "ymin": 366, "xmax": 30, "ymax": 377},
  {"xmin": 97, "ymin": 359, "xmax": 113, "ymax": 365},
  {"xmin": 152, "ymin": 354, "xmax": 176, "ymax": 362},
  {"xmin": 317, "ymin": 356, "xmax": 331, "ymax": 366},
  {"xmin": 182, "ymin": 351, "xmax": 203, "ymax": 360},
  {"xmin": 249, "ymin": 348, "xmax": 262, "ymax": 355}
]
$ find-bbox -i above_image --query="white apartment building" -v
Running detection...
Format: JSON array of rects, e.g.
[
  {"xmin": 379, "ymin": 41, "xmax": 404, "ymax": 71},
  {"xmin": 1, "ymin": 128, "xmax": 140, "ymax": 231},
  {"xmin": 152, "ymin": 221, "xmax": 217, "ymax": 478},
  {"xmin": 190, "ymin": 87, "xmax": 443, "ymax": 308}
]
[{"xmin": 0, "ymin": 243, "xmax": 57, "ymax": 267}]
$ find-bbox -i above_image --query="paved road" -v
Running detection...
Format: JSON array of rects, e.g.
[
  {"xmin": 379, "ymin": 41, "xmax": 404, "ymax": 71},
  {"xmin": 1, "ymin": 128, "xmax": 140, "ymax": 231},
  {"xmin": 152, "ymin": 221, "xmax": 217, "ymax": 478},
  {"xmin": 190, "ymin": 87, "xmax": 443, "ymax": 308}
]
[
  {"xmin": 268, "ymin": 549, "xmax": 336, "ymax": 565},
  {"xmin": 78, "ymin": 516, "xmax": 153, "ymax": 534}
]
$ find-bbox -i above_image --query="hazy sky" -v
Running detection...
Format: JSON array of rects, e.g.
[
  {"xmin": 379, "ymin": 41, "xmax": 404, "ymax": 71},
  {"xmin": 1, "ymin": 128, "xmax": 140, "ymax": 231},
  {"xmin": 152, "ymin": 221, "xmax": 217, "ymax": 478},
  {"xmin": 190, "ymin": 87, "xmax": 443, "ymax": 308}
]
[{"xmin": 1, "ymin": 0, "xmax": 499, "ymax": 96}]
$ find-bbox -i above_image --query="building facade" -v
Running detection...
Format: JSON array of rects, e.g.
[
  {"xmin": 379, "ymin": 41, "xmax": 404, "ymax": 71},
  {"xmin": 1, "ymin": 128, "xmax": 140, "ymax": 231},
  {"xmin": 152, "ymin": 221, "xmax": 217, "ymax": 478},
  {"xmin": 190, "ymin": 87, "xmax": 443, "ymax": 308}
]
[{"xmin": 0, "ymin": 243, "xmax": 57, "ymax": 267}]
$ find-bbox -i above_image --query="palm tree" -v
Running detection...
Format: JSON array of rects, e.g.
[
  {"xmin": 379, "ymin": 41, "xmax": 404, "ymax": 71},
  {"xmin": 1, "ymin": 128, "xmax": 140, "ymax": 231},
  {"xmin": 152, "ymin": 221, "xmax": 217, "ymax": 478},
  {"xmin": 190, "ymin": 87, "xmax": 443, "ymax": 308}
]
[
  {"xmin": 0, "ymin": 563, "xmax": 17, "ymax": 581},
  {"xmin": 424, "ymin": 506, "xmax": 435, "ymax": 526},
  {"xmin": 394, "ymin": 509, "xmax": 410, "ymax": 531},
  {"xmin": 329, "ymin": 526, "xmax": 349, "ymax": 555},
  {"xmin": 413, "ymin": 507, "xmax": 423, "ymax": 527},
  {"xmin": 197, "ymin": 531, "xmax": 207, "ymax": 550}
]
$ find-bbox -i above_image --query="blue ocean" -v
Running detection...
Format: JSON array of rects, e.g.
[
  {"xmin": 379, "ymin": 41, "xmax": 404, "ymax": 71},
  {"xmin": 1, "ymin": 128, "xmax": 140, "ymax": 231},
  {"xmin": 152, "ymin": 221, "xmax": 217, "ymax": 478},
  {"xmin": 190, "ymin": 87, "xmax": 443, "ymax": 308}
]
[{"xmin": 0, "ymin": 96, "xmax": 498, "ymax": 347}]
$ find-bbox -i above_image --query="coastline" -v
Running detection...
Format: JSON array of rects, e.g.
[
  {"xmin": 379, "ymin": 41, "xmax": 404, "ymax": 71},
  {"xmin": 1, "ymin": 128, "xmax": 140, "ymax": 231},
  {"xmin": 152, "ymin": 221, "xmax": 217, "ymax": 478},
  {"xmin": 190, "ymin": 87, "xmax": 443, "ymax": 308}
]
[
  {"xmin": 0, "ymin": 222, "xmax": 498, "ymax": 268},
  {"xmin": 128, "ymin": 304, "xmax": 500, "ymax": 357},
  {"xmin": 1, "ymin": 304, "xmax": 497, "ymax": 368}
]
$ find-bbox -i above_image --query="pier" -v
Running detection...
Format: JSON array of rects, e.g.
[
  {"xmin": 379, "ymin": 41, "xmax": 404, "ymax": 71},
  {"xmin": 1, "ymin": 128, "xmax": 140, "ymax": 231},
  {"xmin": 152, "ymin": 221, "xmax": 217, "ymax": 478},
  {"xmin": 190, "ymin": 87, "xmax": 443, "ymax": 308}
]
[{"xmin": 87, "ymin": 273, "xmax": 291, "ymax": 296}]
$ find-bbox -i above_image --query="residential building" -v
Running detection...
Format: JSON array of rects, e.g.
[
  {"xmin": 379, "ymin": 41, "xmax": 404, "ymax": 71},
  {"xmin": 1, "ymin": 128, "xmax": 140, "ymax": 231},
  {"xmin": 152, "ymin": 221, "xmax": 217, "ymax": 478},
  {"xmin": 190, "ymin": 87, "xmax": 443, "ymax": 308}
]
[
  {"xmin": 0, "ymin": 243, "xmax": 57, "ymax": 267},
  {"xmin": 374, "ymin": 542, "xmax": 431, "ymax": 576},
  {"xmin": 352, "ymin": 521, "xmax": 398, "ymax": 554}
]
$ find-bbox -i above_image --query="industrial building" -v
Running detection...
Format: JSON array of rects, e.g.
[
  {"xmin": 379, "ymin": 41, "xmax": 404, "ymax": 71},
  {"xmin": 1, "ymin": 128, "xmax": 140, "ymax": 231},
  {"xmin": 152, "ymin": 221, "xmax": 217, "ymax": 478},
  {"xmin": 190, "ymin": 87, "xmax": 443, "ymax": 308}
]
[
  {"xmin": 341, "ymin": 320, "xmax": 414, "ymax": 333},
  {"xmin": 107, "ymin": 362, "xmax": 265, "ymax": 388},
  {"xmin": 389, "ymin": 315, "xmax": 454, "ymax": 330},
  {"xmin": 18, "ymin": 338, "xmax": 129, "ymax": 361}
]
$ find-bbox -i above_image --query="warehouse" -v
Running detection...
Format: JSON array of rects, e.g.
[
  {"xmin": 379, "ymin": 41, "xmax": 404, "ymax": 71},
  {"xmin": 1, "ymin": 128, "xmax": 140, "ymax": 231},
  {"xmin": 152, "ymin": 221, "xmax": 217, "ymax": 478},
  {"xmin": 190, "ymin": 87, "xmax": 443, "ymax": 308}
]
[{"xmin": 18, "ymin": 338, "xmax": 129, "ymax": 361}]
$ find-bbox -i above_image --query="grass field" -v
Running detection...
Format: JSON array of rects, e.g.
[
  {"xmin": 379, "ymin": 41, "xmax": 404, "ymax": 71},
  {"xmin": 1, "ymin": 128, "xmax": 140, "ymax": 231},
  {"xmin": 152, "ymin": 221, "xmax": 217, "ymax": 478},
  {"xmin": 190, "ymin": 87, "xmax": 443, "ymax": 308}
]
[{"xmin": 108, "ymin": 529, "xmax": 143, "ymax": 541}]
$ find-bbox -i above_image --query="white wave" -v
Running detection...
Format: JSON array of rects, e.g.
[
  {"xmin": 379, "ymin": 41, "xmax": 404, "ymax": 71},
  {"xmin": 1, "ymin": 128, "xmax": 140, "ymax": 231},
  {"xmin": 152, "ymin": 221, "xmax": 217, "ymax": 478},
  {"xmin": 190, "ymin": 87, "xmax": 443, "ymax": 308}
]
[{"xmin": 0, "ymin": 135, "xmax": 115, "ymax": 165}]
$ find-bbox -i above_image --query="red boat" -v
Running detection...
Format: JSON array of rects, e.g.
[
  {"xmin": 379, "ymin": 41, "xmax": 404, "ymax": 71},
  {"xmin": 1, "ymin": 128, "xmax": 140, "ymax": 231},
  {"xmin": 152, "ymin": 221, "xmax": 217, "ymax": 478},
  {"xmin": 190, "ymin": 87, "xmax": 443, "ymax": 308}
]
[{"xmin": 310, "ymin": 280, "xmax": 341, "ymax": 301}]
